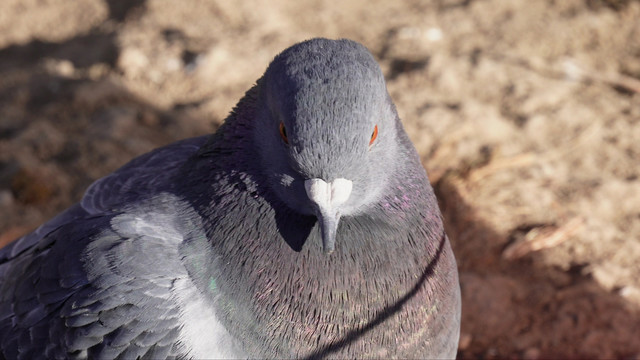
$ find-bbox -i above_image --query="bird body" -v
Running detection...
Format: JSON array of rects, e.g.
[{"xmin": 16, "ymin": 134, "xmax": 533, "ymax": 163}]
[{"xmin": 0, "ymin": 38, "xmax": 460, "ymax": 359}]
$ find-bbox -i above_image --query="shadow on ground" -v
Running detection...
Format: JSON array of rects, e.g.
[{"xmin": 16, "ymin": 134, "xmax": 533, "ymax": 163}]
[{"xmin": 436, "ymin": 174, "xmax": 640, "ymax": 359}]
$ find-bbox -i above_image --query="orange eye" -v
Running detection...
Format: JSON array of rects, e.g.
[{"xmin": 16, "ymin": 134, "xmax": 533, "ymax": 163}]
[
  {"xmin": 369, "ymin": 125, "xmax": 378, "ymax": 146},
  {"xmin": 279, "ymin": 121, "xmax": 289, "ymax": 144}
]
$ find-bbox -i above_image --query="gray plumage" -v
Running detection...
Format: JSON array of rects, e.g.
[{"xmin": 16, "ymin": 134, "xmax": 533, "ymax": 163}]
[{"xmin": 0, "ymin": 38, "xmax": 461, "ymax": 359}]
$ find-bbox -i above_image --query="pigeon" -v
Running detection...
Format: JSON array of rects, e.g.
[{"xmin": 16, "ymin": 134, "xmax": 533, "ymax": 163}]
[{"xmin": 0, "ymin": 38, "xmax": 461, "ymax": 359}]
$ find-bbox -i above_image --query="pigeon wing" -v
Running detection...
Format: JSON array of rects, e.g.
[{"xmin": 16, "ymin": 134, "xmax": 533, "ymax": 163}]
[{"xmin": 0, "ymin": 211, "xmax": 190, "ymax": 359}]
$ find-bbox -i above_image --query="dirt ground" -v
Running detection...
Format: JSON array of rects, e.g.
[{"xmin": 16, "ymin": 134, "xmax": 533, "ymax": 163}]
[{"xmin": 1, "ymin": 0, "xmax": 639, "ymax": 358}]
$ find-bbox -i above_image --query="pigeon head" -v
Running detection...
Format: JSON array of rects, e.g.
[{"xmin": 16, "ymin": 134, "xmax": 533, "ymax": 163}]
[{"xmin": 253, "ymin": 38, "xmax": 400, "ymax": 254}]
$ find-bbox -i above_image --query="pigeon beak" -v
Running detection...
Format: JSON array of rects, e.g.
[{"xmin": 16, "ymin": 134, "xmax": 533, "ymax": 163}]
[{"xmin": 304, "ymin": 178, "xmax": 353, "ymax": 254}]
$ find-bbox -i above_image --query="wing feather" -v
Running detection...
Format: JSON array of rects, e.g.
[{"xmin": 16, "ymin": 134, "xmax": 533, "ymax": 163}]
[{"xmin": 0, "ymin": 136, "xmax": 210, "ymax": 358}]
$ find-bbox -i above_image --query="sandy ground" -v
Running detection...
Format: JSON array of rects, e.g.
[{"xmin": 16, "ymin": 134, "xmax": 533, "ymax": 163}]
[{"xmin": 1, "ymin": 0, "xmax": 639, "ymax": 358}]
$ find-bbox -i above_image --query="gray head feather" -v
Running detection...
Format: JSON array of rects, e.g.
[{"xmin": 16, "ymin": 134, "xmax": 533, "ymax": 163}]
[{"xmin": 252, "ymin": 38, "xmax": 401, "ymax": 251}]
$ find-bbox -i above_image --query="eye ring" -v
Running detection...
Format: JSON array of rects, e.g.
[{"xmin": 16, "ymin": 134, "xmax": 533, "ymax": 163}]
[
  {"xmin": 369, "ymin": 125, "xmax": 378, "ymax": 146},
  {"xmin": 279, "ymin": 121, "xmax": 289, "ymax": 144}
]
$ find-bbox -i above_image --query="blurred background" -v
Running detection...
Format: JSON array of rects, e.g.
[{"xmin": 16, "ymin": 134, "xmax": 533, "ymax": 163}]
[{"xmin": 1, "ymin": 0, "xmax": 639, "ymax": 358}]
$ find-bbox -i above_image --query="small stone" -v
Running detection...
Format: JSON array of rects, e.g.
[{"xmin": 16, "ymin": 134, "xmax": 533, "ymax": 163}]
[
  {"xmin": 165, "ymin": 57, "xmax": 182, "ymax": 72},
  {"xmin": 87, "ymin": 63, "xmax": 110, "ymax": 80},
  {"xmin": 0, "ymin": 190, "xmax": 14, "ymax": 207},
  {"xmin": 118, "ymin": 47, "xmax": 149, "ymax": 78},
  {"xmin": 619, "ymin": 286, "xmax": 640, "ymax": 305},
  {"xmin": 458, "ymin": 332, "xmax": 472, "ymax": 350},
  {"xmin": 426, "ymin": 27, "xmax": 444, "ymax": 42},
  {"xmin": 44, "ymin": 59, "xmax": 75, "ymax": 77},
  {"xmin": 523, "ymin": 347, "xmax": 541, "ymax": 360}
]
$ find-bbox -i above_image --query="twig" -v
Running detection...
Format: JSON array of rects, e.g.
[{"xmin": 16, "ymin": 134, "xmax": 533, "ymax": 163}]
[
  {"xmin": 502, "ymin": 217, "xmax": 585, "ymax": 260},
  {"xmin": 468, "ymin": 153, "xmax": 536, "ymax": 183}
]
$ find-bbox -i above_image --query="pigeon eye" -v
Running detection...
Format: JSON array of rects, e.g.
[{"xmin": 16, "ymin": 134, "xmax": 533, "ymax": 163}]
[
  {"xmin": 369, "ymin": 125, "xmax": 378, "ymax": 146},
  {"xmin": 279, "ymin": 122, "xmax": 289, "ymax": 144}
]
